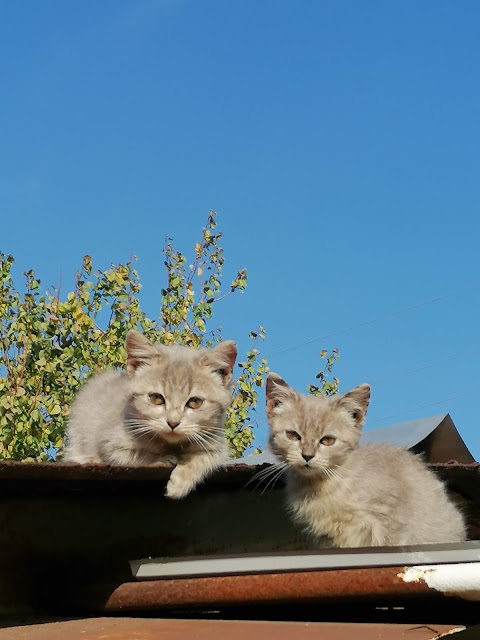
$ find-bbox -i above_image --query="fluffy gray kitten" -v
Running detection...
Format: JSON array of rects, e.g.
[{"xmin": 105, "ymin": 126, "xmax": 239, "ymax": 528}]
[
  {"xmin": 65, "ymin": 330, "xmax": 237, "ymax": 499},
  {"xmin": 266, "ymin": 372, "xmax": 466, "ymax": 547}
]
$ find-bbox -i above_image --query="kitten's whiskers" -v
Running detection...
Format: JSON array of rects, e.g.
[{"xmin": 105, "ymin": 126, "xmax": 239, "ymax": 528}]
[
  {"xmin": 260, "ymin": 464, "xmax": 288, "ymax": 494},
  {"xmin": 124, "ymin": 419, "xmax": 158, "ymax": 438},
  {"xmin": 321, "ymin": 465, "xmax": 350, "ymax": 489},
  {"xmin": 246, "ymin": 462, "xmax": 288, "ymax": 492},
  {"xmin": 187, "ymin": 431, "xmax": 220, "ymax": 454}
]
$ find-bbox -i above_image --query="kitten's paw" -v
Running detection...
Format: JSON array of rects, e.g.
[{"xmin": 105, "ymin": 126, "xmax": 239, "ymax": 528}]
[{"xmin": 166, "ymin": 468, "xmax": 194, "ymax": 500}]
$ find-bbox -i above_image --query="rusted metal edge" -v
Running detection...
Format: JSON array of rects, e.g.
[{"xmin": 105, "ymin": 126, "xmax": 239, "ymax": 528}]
[
  {"xmin": 0, "ymin": 460, "xmax": 173, "ymax": 481},
  {"xmin": 88, "ymin": 566, "xmax": 443, "ymax": 612},
  {"xmin": 0, "ymin": 618, "xmax": 467, "ymax": 640},
  {"xmin": 0, "ymin": 460, "xmax": 255, "ymax": 486},
  {"xmin": 0, "ymin": 460, "xmax": 477, "ymax": 483}
]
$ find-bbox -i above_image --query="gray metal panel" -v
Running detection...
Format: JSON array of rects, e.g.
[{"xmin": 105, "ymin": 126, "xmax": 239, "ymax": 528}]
[
  {"xmin": 230, "ymin": 414, "xmax": 449, "ymax": 466},
  {"xmin": 360, "ymin": 414, "xmax": 448, "ymax": 448},
  {"xmin": 130, "ymin": 540, "xmax": 480, "ymax": 579}
]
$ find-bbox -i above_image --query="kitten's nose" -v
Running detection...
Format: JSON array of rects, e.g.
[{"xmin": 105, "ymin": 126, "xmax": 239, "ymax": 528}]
[
  {"xmin": 167, "ymin": 420, "xmax": 180, "ymax": 430},
  {"xmin": 302, "ymin": 453, "xmax": 314, "ymax": 462}
]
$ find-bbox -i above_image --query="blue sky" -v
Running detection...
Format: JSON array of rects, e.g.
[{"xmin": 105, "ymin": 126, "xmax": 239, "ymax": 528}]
[{"xmin": 1, "ymin": 1, "xmax": 479, "ymax": 458}]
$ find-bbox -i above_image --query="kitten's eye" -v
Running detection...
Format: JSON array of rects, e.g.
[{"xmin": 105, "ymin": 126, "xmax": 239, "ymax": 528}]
[
  {"xmin": 186, "ymin": 396, "xmax": 204, "ymax": 409},
  {"xmin": 286, "ymin": 430, "xmax": 301, "ymax": 441},
  {"xmin": 320, "ymin": 436, "xmax": 336, "ymax": 446},
  {"xmin": 148, "ymin": 393, "xmax": 165, "ymax": 406}
]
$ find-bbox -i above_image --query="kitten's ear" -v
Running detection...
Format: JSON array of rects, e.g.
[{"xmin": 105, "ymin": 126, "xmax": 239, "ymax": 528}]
[
  {"xmin": 266, "ymin": 372, "xmax": 295, "ymax": 420},
  {"xmin": 205, "ymin": 340, "xmax": 237, "ymax": 387},
  {"xmin": 125, "ymin": 330, "xmax": 158, "ymax": 375},
  {"xmin": 338, "ymin": 383, "xmax": 371, "ymax": 429}
]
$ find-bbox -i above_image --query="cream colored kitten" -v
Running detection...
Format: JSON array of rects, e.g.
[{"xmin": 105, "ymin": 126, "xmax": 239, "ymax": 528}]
[
  {"xmin": 65, "ymin": 330, "xmax": 237, "ymax": 499},
  {"xmin": 266, "ymin": 373, "xmax": 466, "ymax": 547}
]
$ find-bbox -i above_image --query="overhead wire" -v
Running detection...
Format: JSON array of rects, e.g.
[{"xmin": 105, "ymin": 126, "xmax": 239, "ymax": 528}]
[
  {"xmin": 265, "ymin": 282, "xmax": 480, "ymax": 358},
  {"xmin": 366, "ymin": 385, "xmax": 480, "ymax": 426},
  {"xmin": 369, "ymin": 348, "xmax": 479, "ymax": 385},
  {"xmin": 261, "ymin": 283, "xmax": 480, "ymax": 428}
]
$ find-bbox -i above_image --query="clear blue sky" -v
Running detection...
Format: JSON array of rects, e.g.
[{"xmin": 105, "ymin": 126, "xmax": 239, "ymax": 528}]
[{"xmin": 2, "ymin": 1, "xmax": 479, "ymax": 458}]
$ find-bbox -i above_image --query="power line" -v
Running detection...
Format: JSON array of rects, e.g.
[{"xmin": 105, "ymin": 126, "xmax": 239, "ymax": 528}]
[
  {"xmin": 369, "ymin": 348, "xmax": 479, "ymax": 385},
  {"xmin": 266, "ymin": 282, "xmax": 480, "ymax": 358},
  {"xmin": 367, "ymin": 385, "xmax": 480, "ymax": 426}
]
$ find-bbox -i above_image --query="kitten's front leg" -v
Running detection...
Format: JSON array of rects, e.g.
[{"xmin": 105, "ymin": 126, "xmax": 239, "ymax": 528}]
[
  {"xmin": 166, "ymin": 449, "xmax": 227, "ymax": 499},
  {"xmin": 334, "ymin": 519, "xmax": 387, "ymax": 548}
]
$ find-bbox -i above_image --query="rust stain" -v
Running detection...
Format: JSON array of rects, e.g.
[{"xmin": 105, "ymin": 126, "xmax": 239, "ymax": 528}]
[
  {"xmin": 0, "ymin": 618, "xmax": 463, "ymax": 640},
  {"xmin": 0, "ymin": 460, "xmax": 476, "ymax": 484},
  {"xmin": 95, "ymin": 566, "xmax": 436, "ymax": 612}
]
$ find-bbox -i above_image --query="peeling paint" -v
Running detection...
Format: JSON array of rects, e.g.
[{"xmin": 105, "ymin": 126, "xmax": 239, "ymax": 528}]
[
  {"xmin": 399, "ymin": 563, "xmax": 480, "ymax": 601},
  {"xmin": 431, "ymin": 628, "xmax": 466, "ymax": 639}
]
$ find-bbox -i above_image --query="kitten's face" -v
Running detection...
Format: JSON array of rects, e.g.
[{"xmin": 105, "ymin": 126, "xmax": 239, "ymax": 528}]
[
  {"xmin": 266, "ymin": 373, "xmax": 370, "ymax": 477},
  {"xmin": 124, "ymin": 331, "xmax": 237, "ymax": 449}
]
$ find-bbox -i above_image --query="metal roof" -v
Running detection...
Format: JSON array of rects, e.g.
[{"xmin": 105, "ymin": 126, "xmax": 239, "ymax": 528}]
[
  {"xmin": 0, "ymin": 412, "xmax": 478, "ymax": 627},
  {"xmin": 0, "ymin": 617, "xmax": 468, "ymax": 640},
  {"xmin": 130, "ymin": 542, "xmax": 480, "ymax": 580},
  {"xmin": 231, "ymin": 413, "xmax": 475, "ymax": 466}
]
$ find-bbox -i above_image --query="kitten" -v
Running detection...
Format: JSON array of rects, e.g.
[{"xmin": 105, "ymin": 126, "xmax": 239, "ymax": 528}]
[
  {"xmin": 266, "ymin": 373, "xmax": 466, "ymax": 547},
  {"xmin": 65, "ymin": 330, "xmax": 237, "ymax": 499}
]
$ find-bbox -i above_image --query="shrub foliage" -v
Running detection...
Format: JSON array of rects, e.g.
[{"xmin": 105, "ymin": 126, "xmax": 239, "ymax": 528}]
[{"xmin": 0, "ymin": 211, "xmax": 338, "ymax": 461}]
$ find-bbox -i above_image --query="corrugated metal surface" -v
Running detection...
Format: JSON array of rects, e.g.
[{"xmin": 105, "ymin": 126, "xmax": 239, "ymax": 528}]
[
  {"xmin": 0, "ymin": 412, "xmax": 478, "ymax": 622},
  {"xmin": 0, "ymin": 460, "xmax": 478, "ymax": 616},
  {"xmin": 0, "ymin": 458, "xmax": 478, "ymax": 493},
  {"xmin": 98, "ymin": 566, "xmax": 439, "ymax": 611},
  {"xmin": 0, "ymin": 618, "xmax": 467, "ymax": 640}
]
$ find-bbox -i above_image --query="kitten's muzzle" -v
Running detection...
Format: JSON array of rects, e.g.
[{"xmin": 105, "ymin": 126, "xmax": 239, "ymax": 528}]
[
  {"xmin": 167, "ymin": 420, "xmax": 180, "ymax": 430},
  {"xmin": 302, "ymin": 453, "xmax": 314, "ymax": 462}
]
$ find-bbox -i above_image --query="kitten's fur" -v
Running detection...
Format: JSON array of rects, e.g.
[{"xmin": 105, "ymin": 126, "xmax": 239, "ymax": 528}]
[
  {"xmin": 266, "ymin": 373, "xmax": 466, "ymax": 547},
  {"xmin": 65, "ymin": 331, "xmax": 237, "ymax": 499}
]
